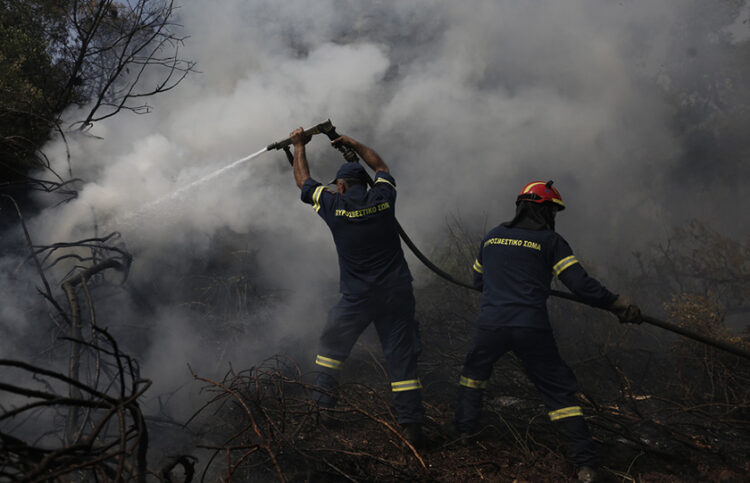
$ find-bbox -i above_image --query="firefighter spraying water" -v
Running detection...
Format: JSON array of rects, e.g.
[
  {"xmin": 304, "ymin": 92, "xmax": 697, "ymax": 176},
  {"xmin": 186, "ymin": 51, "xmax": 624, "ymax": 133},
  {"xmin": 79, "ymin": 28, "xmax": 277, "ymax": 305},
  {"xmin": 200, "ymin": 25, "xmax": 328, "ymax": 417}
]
[{"xmin": 286, "ymin": 126, "xmax": 425, "ymax": 447}]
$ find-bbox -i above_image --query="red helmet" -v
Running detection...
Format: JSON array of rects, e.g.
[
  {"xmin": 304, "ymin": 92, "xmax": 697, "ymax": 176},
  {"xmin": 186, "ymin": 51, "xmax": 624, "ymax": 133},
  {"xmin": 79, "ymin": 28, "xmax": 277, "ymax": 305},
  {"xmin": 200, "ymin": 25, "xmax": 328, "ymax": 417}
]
[{"xmin": 516, "ymin": 180, "xmax": 565, "ymax": 210}]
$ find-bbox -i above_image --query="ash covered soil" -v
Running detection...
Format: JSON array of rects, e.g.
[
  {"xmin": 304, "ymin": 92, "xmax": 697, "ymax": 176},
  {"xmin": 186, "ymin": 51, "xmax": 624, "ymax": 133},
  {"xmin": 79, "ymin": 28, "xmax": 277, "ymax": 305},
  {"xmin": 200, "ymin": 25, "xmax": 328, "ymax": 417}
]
[{"xmin": 187, "ymin": 331, "xmax": 750, "ymax": 482}]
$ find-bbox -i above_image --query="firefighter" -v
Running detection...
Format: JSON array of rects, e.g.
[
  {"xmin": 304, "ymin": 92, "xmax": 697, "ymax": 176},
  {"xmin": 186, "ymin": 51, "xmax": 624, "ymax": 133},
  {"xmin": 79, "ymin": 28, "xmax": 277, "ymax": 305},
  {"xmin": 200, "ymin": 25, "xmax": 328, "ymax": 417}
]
[
  {"xmin": 288, "ymin": 127, "xmax": 425, "ymax": 446},
  {"xmin": 455, "ymin": 181, "xmax": 641, "ymax": 482}
]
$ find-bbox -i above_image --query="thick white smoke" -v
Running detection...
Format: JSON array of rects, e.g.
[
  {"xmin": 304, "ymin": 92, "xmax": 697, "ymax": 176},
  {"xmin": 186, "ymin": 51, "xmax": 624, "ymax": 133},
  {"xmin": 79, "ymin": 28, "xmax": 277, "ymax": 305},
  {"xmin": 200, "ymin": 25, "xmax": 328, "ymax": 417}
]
[
  {"xmin": 33, "ymin": 0, "xmax": 750, "ymax": 255},
  {"xmin": 5, "ymin": 0, "xmax": 748, "ymax": 414}
]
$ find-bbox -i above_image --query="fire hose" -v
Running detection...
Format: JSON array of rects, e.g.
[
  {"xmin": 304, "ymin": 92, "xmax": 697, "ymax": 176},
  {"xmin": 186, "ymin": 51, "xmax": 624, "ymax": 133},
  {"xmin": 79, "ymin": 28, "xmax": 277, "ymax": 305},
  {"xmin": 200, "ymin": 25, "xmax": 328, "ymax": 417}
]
[{"xmin": 269, "ymin": 120, "xmax": 750, "ymax": 361}]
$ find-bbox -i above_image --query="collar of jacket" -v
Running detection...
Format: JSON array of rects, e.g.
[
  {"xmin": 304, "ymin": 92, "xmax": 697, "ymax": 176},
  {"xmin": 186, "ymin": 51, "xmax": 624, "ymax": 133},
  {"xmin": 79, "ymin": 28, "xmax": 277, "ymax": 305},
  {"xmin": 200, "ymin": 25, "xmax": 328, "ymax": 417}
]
[
  {"xmin": 502, "ymin": 201, "xmax": 556, "ymax": 231},
  {"xmin": 342, "ymin": 183, "xmax": 367, "ymax": 199}
]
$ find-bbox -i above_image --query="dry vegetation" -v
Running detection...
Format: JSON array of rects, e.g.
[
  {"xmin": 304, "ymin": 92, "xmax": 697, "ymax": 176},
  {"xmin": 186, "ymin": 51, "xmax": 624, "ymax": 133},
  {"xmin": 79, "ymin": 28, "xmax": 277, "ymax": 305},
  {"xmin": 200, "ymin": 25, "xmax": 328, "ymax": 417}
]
[{"xmin": 1, "ymin": 220, "xmax": 749, "ymax": 482}]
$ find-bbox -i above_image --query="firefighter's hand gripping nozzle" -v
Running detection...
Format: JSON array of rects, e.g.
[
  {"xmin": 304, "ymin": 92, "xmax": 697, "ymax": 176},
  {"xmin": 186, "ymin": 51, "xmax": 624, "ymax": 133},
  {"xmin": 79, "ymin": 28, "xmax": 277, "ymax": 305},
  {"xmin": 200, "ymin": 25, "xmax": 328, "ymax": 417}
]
[
  {"xmin": 267, "ymin": 119, "xmax": 332, "ymax": 151},
  {"xmin": 268, "ymin": 119, "xmax": 359, "ymax": 162}
]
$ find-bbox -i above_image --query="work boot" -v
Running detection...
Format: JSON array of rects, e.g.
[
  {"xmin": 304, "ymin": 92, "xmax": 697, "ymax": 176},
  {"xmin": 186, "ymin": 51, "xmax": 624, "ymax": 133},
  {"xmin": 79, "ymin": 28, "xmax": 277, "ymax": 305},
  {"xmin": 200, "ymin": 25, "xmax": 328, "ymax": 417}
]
[
  {"xmin": 576, "ymin": 465, "xmax": 599, "ymax": 483},
  {"xmin": 402, "ymin": 423, "xmax": 424, "ymax": 449},
  {"xmin": 312, "ymin": 372, "xmax": 339, "ymax": 408}
]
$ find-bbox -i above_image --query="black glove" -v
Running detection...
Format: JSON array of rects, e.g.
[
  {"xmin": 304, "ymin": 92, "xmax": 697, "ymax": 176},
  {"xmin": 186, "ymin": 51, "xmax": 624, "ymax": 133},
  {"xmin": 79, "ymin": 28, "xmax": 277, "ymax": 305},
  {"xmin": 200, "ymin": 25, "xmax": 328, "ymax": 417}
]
[{"xmin": 609, "ymin": 295, "xmax": 642, "ymax": 324}]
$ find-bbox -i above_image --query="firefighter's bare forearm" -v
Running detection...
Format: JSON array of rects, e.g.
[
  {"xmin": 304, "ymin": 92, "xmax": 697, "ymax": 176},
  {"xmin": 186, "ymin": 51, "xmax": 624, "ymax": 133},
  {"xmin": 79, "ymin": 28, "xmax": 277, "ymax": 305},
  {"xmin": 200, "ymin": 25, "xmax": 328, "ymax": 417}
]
[
  {"xmin": 290, "ymin": 127, "xmax": 311, "ymax": 188},
  {"xmin": 336, "ymin": 136, "xmax": 389, "ymax": 173},
  {"xmin": 292, "ymin": 144, "xmax": 311, "ymax": 188},
  {"xmin": 355, "ymin": 140, "xmax": 389, "ymax": 173}
]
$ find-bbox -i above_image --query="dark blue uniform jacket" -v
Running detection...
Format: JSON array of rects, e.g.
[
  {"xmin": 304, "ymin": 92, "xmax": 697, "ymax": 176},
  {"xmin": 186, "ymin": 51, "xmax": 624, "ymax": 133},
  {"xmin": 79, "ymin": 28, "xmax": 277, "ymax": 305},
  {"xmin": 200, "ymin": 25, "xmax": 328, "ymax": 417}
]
[
  {"xmin": 473, "ymin": 225, "xmax": 616, "ymax": 329},
  {"xmin": 301, "ymin": 171, "xmax": 412, "ymax": 295}
]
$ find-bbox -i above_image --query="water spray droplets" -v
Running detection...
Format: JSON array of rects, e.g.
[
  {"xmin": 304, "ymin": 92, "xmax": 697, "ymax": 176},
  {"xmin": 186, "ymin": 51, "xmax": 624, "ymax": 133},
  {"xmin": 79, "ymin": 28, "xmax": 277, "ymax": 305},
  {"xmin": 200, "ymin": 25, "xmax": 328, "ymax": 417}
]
[{"xmin": 112, "ymin": 146, "xmax": 269, "ymax": 228}]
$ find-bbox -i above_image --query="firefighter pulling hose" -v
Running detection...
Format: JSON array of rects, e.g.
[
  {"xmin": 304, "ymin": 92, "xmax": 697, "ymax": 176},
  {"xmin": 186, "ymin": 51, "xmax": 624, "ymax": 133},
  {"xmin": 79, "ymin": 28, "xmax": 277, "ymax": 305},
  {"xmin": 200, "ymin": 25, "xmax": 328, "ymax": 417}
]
[
  {"xmin": 270, "ymin": 119, "xmax": 750, "ymax": 363},
  {"xmin": 456, "ymin": 180, "xmax": 639, "ymax": 480}
]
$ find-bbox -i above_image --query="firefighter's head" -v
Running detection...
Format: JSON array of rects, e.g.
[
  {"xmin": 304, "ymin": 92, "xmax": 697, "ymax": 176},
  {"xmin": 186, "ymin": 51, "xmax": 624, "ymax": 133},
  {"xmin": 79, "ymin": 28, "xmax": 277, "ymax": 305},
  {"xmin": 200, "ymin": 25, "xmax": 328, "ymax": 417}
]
[
  {"xmin": 507, "ymin": 180, "xmax": 564, "ymax": 231},
  {"xmin": 332, "ymin": 163, "xmax": 368, "ymax": 194},
  {"xmin": 516, "ymin": 180, "xmax": 565, "ymax": 211}
]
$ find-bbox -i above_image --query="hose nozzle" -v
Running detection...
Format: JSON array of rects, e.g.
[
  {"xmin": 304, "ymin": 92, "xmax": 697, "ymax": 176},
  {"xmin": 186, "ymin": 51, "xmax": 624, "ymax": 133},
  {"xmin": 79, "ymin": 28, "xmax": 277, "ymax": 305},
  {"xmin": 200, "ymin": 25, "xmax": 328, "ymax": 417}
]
[
  {"xmin": 269, "ymin": 118, "xmax": 359, "ymax": 163},
  {"xmin": 267, "ymin": 119, "xmax": 335, "ymax": 151}
]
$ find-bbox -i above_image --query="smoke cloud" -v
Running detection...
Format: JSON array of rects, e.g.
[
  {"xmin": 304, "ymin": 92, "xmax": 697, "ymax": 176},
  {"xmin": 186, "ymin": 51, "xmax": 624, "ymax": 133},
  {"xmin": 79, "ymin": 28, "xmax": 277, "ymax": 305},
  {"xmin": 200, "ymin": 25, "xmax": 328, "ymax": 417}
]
[{"xmin": 4, "ymin": 0, "xmax": 749, "ymax": 419}]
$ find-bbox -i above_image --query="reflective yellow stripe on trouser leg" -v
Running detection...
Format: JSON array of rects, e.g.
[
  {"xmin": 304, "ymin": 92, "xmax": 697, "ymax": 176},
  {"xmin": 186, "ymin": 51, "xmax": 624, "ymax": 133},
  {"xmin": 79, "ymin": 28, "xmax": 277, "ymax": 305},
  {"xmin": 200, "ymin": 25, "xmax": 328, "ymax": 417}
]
[
  {"xmin": 315, "ymin": 354, "xmax": 344, "ymax": 370},
  {"xmin": 391, "ymin": 379, "xmax": 422, "ymax": 392},
  {"xmin": 548, "ymin": 406, "xmax": 584, "ymax": 421},
  {"xmin": 459, "ymin": 376, "xmax": 488, "ymax": 389}
]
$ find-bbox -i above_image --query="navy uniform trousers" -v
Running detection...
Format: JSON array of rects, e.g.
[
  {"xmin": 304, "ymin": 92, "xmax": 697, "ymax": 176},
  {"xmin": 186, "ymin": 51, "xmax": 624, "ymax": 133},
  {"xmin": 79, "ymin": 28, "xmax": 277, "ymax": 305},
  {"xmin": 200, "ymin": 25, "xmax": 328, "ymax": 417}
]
[
  {"xmin": 313, "ymin": 283, "xmax": 425, "ymax": 425},
  {"xmin": 455, "ymin": 326, "xmax": 599, "ymax": 467}
]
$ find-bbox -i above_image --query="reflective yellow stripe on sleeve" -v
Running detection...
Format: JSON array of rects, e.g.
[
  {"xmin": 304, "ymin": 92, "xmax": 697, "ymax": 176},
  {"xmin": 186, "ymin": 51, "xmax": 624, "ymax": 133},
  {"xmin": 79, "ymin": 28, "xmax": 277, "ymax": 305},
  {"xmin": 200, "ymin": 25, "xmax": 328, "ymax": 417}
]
[
  {"xmin": 473, "ymin": 259, "xmax": 483, "ymax": 274},
  {"xmin": 315, "ymin": 355, "xmax": 343, "ymax": 370},
  {"xmin": 312, "ymin": 185, "xmax": 326, "ymax": 212},
  {"xmin": 552, "ymin": 255, "xmax": 579, "ymax": 276},
  {"xmin": 459, "ymin": 376, "xmax": 488, "ymax": 389},
  {"xmin": 548, "ymin": 406, "xmax": 583, "ymax": 421},
  {"xmin": 391, "ymin": 379, "xmax": 422, "ymax": 392},
  {"xmin": 374, "ymin": 177, "xmax": 396, "ymax": 189}
]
